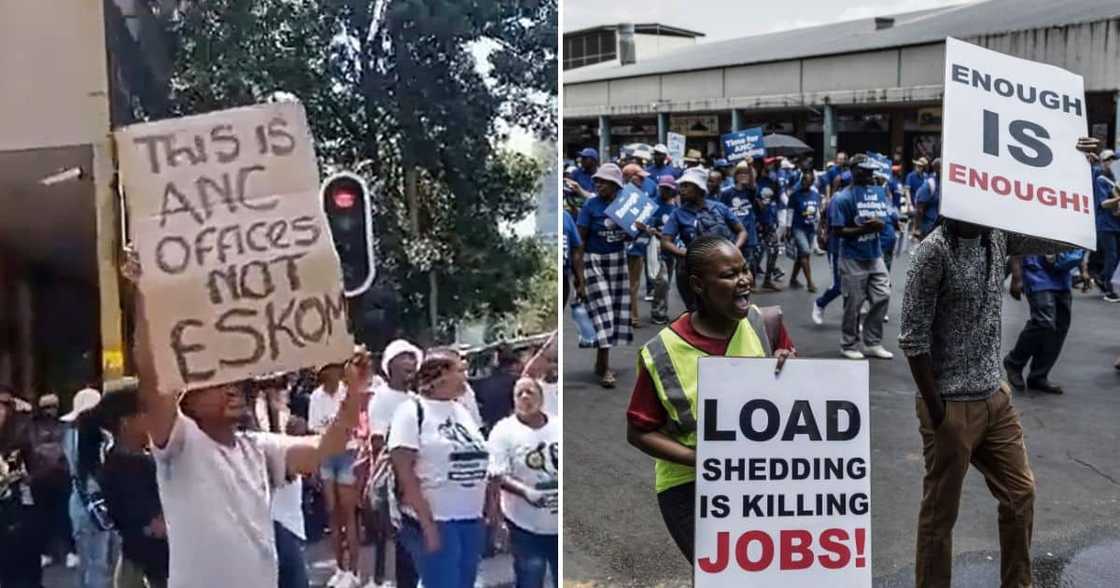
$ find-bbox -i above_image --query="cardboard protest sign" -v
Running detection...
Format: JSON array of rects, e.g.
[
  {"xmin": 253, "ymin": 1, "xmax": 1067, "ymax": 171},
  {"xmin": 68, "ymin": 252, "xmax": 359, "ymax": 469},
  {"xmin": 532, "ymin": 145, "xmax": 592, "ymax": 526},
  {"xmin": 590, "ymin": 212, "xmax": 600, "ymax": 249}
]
[
  {"xmin": 667, "ymin": 132, "xmax": 687, "ymax": 167},
  {"xmin": 721, "ymin": 127, "xmax": 765, "ymax": 162},
  {"xmin": 605, "ymin": 185, "xmax": 657, "ymax": 238},
  {"xmin": 695, "ymin": 358, "xmax": 871, "ymax": 587},
  {"xmin": 942, "ymin": 37, "xmax": 1095, "ymax": 249},
  {"xmin": 117, "ymin": 102, "xmax": 354, "ymax": 392}
]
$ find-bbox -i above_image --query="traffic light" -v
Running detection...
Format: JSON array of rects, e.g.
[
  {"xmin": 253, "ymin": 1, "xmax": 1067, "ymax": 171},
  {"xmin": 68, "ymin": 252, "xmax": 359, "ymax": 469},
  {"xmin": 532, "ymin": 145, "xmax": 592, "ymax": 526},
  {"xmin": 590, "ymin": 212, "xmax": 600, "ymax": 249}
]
[{"xmin": 321, "ymin": 172, "xmax": 376, "ymax": 297}]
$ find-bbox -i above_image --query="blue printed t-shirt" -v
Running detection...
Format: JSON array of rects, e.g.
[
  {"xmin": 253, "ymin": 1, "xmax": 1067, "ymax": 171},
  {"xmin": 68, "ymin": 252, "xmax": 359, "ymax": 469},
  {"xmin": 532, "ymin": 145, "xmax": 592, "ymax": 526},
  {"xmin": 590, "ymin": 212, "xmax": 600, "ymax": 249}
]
[
  {"xmin": 576, "ymin": 195, "xmax": 628, "ymax": 254},
  {"xmin": 789, "ymin": 188, "xmax": 822, "ymax": 232},
  {"xmin": 914, "ymin": 176, "xmax": 940, "ymax": 235},
  {"xmin": 830, "ymin": 185, "xmax": 890, "ymax": 261},
  {"xmin": 562, "ymin": 210, "xmax": 581, "ymax": 271},
  {"xmin": 719, "ymin": 187, "xmax": 759, "ymax": 248},
  {"xmin": 646, "ymin": 163, "xmax": 682, "ymax": 180},
  {"xmin": 1022, "ymin": 251, "xmax": 1084, "ymax": 293},
  {"xmin": 1094, "ymin": 175, "xmax": 1120, "ymax": 233},
  {"xmin": 662, "ymin": 199, "xmax": 741, "ymax": 249},
  {"xmin": 755, "ymin": 177, "xmax": 783, "ymax": 227},
  {"xmin": 905, "ymin": 170, "xmax": 927, "ymax": 199},
  {"xmin": 886, "ymin": 177, "xmax": 903, "ymax": 209},
  {"xmin": 571, "ymin": 167, "xmax": 597, "ymax": 193},
  {"xmin": 879, "ymin": 206, "xmax": 899, "ymax": 249}
]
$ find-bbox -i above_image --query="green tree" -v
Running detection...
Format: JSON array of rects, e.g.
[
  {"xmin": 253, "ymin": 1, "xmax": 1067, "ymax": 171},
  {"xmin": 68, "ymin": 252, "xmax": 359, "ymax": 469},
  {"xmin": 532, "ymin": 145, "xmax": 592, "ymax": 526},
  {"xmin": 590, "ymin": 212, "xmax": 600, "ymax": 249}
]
[{"xmin": 162, "ymin": 0, "xmax": 557, "ymax": 343}]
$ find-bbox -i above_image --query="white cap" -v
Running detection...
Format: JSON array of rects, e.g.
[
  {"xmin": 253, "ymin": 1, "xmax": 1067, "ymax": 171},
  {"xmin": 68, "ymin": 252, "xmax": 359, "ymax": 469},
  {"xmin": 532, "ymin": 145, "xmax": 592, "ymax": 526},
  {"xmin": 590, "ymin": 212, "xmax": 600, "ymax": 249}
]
[
  {"xmin": 1101, "ymin": 149, "xmax": 1116, "ymax": 161},
  {"xmin": 653, "ymin": 144, "xmax": 670, "ymax": 155},
  {"xmin": 678, "ymin": 167, "xmax": 709, "ymax": 194},
  {"xmin": 382, "ymin": 339, "xmax": 424, "ymax": 376},
  {"xmin": 61, "ymin": 388, "xmax": 101, "ymax": 422}
]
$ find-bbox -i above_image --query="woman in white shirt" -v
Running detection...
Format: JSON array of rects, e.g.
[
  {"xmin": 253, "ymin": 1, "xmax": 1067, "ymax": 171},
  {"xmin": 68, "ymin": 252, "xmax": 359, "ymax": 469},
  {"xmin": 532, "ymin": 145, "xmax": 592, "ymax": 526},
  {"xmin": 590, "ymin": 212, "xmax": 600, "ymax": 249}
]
[
  {"xmin": 389, "ymin": 348, "xmax": 497, "ymax": 588},
  {"xmin": 307, "ymin": 363, "xmax": 362, "ymax": 588},
  {"xmin": 488, "ymin": 378, "xmax": 560, "ymax": 588}
]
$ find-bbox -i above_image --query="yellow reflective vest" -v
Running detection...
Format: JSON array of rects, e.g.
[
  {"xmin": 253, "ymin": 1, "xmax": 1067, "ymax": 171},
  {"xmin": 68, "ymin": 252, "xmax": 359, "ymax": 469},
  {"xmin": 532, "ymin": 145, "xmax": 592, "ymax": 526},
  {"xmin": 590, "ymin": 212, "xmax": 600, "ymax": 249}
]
[{"xmin": 638, "ymin": 310, "xmax": 768, "ymax": 493}]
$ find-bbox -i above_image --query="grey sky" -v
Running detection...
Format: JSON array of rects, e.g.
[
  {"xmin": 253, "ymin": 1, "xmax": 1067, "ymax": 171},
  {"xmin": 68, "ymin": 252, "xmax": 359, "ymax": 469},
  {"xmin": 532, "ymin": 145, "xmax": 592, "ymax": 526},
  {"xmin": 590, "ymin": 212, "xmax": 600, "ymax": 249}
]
[{"xmin": 564, "ymin": 0, "xmax": 974, "ymax": 41}]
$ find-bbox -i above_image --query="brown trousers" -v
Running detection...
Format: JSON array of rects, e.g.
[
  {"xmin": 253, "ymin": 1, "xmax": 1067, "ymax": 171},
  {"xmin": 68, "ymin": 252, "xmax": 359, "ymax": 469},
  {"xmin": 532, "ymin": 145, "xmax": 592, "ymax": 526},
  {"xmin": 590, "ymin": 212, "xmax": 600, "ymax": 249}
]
[{"xmin": 915, "ymin": 385, "xmax": 1035, "ymax": 588}]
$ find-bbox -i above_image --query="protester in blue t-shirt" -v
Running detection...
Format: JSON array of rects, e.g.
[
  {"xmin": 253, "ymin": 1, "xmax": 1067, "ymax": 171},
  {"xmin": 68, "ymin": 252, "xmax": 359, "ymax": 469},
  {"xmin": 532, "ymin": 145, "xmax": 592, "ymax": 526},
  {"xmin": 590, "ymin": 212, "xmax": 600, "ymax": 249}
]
[
  {"xmin": 753, "ymin": 174, "xmax": 784, "ymax": 291},
  {"xmin": 913, "ymin": 158, "xmax": 941, "ymax": 239},
  {"xmin": 829, "ymin": 154, "xmax": 893, "ymax": 361},
  {"xmin": 787, "ymin": 173, "xmax": 822, "ymax": 292},
  {"xmin": 641, "ymin": 176, "xmax": 681, "ymax": 324},
  {"xmin": 575, "ymin": 163, "xmax": 633, "ymax": 388},
  {"xmin": 563, "ymin": 210, "xmax": 582, "ymax": 305},
  {"xmin": 905, "ymin": 157, "xmax": 929, "ymax": 205},
  {"xmin": 1005, "ymin": 249, "xmax": 1086, "ymax": 394},
  {"xmin": 876, "ymin": 179, "xmax": 901, "ymax": 272},
  {"xmin": 719, "ymin": 163, "xmax": 760, "ymax": 272},
  {"xmin": 1092, "ymin": 151, "xmax": 1120, "ymax": 301},
  {"xmin": 621, "ymin": 164, "xmax": 656, "ymax": 327},
  {"xmin": 570, "ymin": 148, "xmax": 599, "ymax": 195},
  {"xmin": 825, "ymin": 152, "xmax": 851, "ymax": 197},
  {"xmin": 646, "ymin": 144, "xmax": 682, "ymax": 180},
  {"xmin": 660, "ymin": 168, "xmax": 746, "ymax": 311}
]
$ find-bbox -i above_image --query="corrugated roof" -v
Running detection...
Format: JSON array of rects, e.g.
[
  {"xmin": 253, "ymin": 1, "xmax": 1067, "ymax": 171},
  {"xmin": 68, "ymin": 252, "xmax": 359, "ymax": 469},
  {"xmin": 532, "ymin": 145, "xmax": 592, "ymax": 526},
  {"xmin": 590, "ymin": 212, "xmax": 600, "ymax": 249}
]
[
  {"xmin": 564, "ymin": 0, "xmax": 1120, "ymax": 84},
  {"xmin": 564, "ymin": 23, "xmax": 706, "ymax": 38}
]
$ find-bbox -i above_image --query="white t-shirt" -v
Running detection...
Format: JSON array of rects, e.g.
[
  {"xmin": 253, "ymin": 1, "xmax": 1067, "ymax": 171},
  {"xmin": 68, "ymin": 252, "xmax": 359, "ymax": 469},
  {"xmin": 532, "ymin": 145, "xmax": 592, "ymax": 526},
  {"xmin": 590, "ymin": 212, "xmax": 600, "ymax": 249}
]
[
  {"xmin": 271, "ymin": 477, "xmax": 305, "ymax": 541},
  {"xmin": 152, "ymin": 412, "xmax": 299, "ymax": 588},
  {"xmin": 487, "ymin": 414, "xmax": 559, "ymax": 535},
  {"xmin": 307, "ymin": 385, "xmax": 347, "ymax": 434},
  {"xmin": 388, "ymin": 397, "xmax": 489, "ymax": 521},
  {"xmin": 368, "ymin": 384, "xmax": 412, "ymax": 438}
]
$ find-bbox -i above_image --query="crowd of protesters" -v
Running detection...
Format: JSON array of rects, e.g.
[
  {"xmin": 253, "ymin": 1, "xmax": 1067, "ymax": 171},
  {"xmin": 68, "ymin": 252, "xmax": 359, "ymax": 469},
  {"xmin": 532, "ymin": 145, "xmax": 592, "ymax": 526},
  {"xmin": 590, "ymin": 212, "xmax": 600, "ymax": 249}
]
[
  {"xmin": 566, "ymin": 133, "xmax": 1117, "ymax": 588},
  {"xmin": 564, "ymin": 138, "xmax": 1120, "ymax": 388},
  {"xmin": 0, "ymin": 250, "xmax": 560, "ymax": 588}
]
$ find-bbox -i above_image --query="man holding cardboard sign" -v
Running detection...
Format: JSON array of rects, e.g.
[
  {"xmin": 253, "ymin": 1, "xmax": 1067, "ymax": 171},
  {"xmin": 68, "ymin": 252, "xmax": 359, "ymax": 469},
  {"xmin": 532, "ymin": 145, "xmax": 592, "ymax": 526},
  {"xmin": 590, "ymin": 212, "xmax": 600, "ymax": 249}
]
[{"xmin": 899, "ymin": 38, "xmax": 1102, "ymax": 588}]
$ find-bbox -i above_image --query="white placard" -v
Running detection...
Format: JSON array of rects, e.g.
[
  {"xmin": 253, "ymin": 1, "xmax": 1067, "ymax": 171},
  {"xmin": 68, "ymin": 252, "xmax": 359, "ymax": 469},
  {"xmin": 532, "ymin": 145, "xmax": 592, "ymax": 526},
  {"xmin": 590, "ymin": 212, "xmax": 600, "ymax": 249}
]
[
  {"xmin": 667, "ymin": 132, "xmax": 687, "ymax": 167},
  {"xmin": 941, "ymin": 37, "xmax": 1095, "ymax": 249},
  {"xmin": 695, "ymin": 358, "xmax": 871, "ymax": 587}
]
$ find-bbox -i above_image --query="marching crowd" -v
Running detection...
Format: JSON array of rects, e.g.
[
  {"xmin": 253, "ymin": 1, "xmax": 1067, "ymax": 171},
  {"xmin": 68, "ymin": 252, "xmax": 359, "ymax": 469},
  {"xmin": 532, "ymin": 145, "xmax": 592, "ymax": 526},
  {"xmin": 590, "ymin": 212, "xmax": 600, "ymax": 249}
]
[
  {"xmin": 563, "ymin": 139, "xmax": 1120, "ymax": 389},
  {"xmin": 0, "ymin": 253, "xmax": 559, "ymax": 588}
]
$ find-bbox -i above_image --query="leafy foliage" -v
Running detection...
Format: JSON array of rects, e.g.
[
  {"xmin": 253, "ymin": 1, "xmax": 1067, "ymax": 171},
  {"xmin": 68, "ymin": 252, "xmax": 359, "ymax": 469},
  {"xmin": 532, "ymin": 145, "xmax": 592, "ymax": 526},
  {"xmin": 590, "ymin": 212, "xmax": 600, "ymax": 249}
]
[{"xmin": 161, "ymin": 0, "xmax": 557, "ymax": 341}]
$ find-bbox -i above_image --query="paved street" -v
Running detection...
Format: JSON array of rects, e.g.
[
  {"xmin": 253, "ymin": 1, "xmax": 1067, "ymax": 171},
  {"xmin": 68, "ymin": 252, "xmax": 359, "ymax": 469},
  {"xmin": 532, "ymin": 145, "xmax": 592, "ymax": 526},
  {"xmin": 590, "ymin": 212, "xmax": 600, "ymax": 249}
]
[{"xmin": 563, "ymin": 248, "xmax": 1120, "ymax": 587}]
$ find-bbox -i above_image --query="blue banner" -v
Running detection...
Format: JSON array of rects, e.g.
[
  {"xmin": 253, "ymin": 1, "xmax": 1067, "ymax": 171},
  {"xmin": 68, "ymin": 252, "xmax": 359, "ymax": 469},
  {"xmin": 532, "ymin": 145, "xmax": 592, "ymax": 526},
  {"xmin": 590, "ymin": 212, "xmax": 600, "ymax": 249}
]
[
  {"xmin": 721, "ymin": 127, "xmax": 765, "ymax": 162},
  {"xmin": 605, "ymin": 185, "xmax": 658, "ymax": 238}
]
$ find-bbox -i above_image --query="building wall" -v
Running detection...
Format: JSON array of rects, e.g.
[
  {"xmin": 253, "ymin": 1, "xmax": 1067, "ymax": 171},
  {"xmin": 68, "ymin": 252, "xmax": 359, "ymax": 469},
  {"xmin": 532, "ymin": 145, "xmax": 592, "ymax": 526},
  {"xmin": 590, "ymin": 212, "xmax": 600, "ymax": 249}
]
[
  {"xmin": 563, "ymin": 19, "xmax": 1120, "ymax": 118},
  {"xmin": 633, "ymin": 34, "xmax": 696, "ymax": 60},
  {"xmin": 0, "ymin": 0, "xmax": 111, "ymax": 151}
]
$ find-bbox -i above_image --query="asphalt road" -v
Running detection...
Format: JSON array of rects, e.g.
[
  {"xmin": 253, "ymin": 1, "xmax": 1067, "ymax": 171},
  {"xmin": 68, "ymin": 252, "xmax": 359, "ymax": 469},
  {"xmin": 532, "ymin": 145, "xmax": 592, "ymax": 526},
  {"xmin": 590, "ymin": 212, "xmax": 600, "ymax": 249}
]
[{"xmin": 562, "ymin": 247, "xmax": 1120, "ymax": 587}]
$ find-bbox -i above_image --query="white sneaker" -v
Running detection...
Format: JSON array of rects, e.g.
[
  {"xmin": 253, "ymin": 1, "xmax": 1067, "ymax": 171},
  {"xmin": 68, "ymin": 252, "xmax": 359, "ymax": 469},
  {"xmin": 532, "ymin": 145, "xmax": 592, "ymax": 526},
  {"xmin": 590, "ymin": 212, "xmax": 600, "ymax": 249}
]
[
  {"xmin": 327, "ymin": 569, "xmax": 347, "ymax": 588},
  {"xmin": 883, "ymin": 315, "xmax": 889, "ymax": 323},
  {"xmin": 841, "ymin": 349, "xmax": 865, "ymax": 360},
  {"xmin": 65, "ymin": 553, "xmax": 79, "ymax": 569},
  {"xmin": 863, "ymin": 345, "xmax": 894, "ymax": 359},
  {"xmin": 811, "ymin": 302, "xmax": 823, "ymax": 325},
  {"xmin": 40, "ymin": 555, "xmax": 53, "ymax": 568}
]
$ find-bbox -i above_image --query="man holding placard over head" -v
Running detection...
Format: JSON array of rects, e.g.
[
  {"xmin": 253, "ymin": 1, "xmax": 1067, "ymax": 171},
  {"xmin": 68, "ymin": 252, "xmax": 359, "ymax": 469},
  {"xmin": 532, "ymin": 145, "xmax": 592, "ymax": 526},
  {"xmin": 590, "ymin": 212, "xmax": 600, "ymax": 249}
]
[
  {"xmin": 116, "ymin": 102, "xmax": 370, "ymax": 588},
  {"xmin": 899, "ymin": 38, "xmax": 1102, "ymax": 588}
]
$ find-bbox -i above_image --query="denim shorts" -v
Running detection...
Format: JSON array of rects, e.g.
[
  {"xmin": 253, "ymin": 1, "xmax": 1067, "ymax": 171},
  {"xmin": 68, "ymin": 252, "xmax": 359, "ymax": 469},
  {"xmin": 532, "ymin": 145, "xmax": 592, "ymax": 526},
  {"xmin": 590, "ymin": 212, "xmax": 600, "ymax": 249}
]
[
  {"xmin": 792, "ymin": 227, "xmax": 814, "ymax": 257},
  {"xmin": 319, "ymin": 450, "xmax": 357, "ymax": 485}
]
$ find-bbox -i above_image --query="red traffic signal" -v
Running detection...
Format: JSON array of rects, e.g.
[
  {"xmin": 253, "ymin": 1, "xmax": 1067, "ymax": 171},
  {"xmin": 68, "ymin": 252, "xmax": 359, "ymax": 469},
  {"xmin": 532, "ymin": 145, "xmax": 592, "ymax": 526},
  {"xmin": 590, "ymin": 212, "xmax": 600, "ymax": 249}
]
[{"xmin": 320, "ymin": 172, "xmax": 376, "ymax": 297}]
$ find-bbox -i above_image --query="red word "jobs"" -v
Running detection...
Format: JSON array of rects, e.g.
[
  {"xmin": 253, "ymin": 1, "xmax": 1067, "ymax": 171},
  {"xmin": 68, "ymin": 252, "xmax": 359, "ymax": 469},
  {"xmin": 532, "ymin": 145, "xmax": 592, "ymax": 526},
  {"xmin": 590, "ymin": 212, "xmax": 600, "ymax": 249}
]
[{"xmin": 697, "ymin": 528, "xmax": 867, "ymax": 574}]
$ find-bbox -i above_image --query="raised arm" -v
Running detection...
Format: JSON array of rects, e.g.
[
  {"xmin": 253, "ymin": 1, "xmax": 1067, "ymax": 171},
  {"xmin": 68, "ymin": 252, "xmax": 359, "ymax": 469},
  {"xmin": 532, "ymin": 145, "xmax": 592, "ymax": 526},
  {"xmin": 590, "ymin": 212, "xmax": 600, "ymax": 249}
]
[
  {"xmin": 122, "ymin": 246, "xmax": 179, "ymax": 449},
  {"xmin": 286, "ymin": 350, "xmax": 371, "ymax": 475}
]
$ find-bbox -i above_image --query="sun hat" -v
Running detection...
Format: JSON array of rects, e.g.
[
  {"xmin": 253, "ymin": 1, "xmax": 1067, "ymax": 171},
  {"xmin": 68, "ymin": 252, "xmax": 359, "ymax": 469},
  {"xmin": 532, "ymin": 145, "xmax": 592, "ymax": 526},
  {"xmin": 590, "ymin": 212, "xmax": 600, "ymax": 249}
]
[
  {"xmin": 382, "ymin": 339, "xmax": 424, "ymax": 376},
  {"xmin": 657, "ymin": 175, "xmax": 678, "ymax": 190},
  {"xmin": 679, "ymin": 167, "xmax": 710, "ymax": 194},
  {"xmin": 653, "ymin": 144, "xmax": 670, "ymax": 155},
  {"xmin": 61, "ymin": 388, "xmax": 101, "ymax": 422},
  {"xmin": 622, "ymin": 163, "xmax": 649, "ymax": 179},
  {"xmin": 592, "ymin": 163, "xmax": 625, "ymax": 188}
]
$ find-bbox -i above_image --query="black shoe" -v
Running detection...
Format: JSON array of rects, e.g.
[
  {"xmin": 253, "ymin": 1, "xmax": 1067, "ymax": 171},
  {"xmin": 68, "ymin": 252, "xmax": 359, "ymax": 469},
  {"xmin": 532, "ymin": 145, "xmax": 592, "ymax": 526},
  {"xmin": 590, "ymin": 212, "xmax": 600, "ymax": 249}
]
[
  {"xmin": 1004, "ymin": 356, "xmax": 1025, "ymax": 391},
  {"xmin": 1104, "ymin": 293, "xmax": 1120, "ymax": 303},
  {"xmin": 1028, "ymin": 379, "xmax": 1064, "ymax": 395}
]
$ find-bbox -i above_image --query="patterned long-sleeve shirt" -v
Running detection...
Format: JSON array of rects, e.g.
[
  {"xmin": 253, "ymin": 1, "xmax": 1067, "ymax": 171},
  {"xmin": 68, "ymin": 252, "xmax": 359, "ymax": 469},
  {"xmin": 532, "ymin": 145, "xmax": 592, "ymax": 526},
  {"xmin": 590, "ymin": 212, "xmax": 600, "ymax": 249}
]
[{"xmin": 898, "ymin": 227, "xmax": 1071, "ymax": 400}]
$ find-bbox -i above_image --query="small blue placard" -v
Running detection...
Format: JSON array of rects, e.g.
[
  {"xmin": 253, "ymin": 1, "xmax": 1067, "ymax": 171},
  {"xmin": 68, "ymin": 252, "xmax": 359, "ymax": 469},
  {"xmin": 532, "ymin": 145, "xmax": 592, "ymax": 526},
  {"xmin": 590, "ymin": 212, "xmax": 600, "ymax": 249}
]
[
  {"xmin": 721, "ymin": 127, "xmax": 765, "ymax": 162},
  {"xmin": 605, "ymin": 185, "xmax": 658, "ymax": 238}
]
